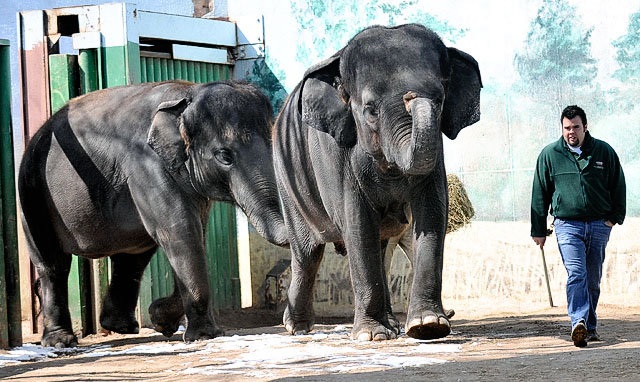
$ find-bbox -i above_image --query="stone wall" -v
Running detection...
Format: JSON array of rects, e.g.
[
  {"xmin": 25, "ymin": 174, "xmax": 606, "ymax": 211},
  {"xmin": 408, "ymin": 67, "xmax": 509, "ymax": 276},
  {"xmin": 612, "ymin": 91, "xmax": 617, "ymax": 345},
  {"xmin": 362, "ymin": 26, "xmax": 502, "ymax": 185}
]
[{"xmin": 248, "ymin": 218, "xmax": 640, "ymax": 316}]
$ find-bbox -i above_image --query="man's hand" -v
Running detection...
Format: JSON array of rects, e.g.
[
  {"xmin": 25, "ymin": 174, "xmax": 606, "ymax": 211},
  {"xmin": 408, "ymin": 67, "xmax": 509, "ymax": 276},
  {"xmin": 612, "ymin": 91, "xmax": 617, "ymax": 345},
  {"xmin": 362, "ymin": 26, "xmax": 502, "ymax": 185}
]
[
  {"xmin": 532, "ymin": 236, "xmax": 546, "ymax": 249},
  {"xmin": 605, "ymin": 220, "xmax": 615, "ymax": 228}
]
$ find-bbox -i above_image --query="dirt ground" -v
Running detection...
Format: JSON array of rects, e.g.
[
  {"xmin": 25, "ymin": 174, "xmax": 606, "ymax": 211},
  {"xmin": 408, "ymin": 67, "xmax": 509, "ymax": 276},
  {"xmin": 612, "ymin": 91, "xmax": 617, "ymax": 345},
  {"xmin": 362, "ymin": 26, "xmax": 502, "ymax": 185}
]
[{"xmin": 1, "ymin": 304, "xmax": 638, "ymax": 381}]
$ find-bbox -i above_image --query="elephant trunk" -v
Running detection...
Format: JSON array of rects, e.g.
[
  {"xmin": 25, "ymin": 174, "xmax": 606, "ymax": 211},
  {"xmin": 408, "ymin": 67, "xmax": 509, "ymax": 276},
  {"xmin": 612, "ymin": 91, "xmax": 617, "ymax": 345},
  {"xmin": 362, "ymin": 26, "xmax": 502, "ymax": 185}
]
[
  {"xmin": 396, "ymin": 95, "xmax": 442, "ymax": 175},
  {"xmin": 232, "ymin": 174, "xmax": 289, "ymax": 247},
  {"xmin": 246, "ymin": 205, "xmax": 288, "ymax": 248}
]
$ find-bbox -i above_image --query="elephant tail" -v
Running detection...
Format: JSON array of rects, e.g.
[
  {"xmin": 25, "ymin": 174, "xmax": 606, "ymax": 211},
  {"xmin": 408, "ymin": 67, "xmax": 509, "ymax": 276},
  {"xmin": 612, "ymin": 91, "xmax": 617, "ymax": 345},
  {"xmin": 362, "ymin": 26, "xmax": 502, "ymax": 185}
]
[{"xmin": 33, "ymin": 277, "xmax": 43, "ymax": 319}]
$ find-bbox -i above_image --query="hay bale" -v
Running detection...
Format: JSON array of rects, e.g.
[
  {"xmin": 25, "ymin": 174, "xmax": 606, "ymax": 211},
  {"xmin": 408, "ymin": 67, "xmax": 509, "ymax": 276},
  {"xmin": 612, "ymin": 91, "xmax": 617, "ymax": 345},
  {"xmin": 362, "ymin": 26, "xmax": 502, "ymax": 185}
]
[{"xmin": 447, "ymin": 174, "xmax": 474, "ymax": 233}]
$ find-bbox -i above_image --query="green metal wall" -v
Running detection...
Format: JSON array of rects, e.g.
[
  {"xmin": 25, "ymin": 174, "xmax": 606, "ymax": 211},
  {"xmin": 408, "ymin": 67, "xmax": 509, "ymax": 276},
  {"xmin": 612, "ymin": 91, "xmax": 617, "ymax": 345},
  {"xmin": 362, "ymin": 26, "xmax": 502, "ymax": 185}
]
[
  {"xmin": 140, "ymin": 57, "xmax": 230, "ymax": 83},
  {"xmin": 0, "ymin": 39, "xmax": 22, "ymax": 348},
  {"xmin": 138, "ymin": 56, "xmax": 239, "ymax": 311}
]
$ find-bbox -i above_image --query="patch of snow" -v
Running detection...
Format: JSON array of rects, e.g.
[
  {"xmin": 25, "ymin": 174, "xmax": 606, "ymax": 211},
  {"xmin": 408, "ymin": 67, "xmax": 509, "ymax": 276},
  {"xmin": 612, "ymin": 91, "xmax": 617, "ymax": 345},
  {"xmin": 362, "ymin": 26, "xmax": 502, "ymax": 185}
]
[
  {"xmin": 83, "ymin": 342, "xmax": 195, "ymax": 358},
  {"xmin": 0, "ymin": 344, "xmax": 103, "ymax": 366},
  {"xmin": 2, "ymin": 325, "xmax": 461, "ymax": 376},
  {"xmin": 311, "ymin": 333, "xmax": 329, "ymax": 341},
  {"xmin": 370, "ymin": 355, "xmax": 447, "ymax": 368}
]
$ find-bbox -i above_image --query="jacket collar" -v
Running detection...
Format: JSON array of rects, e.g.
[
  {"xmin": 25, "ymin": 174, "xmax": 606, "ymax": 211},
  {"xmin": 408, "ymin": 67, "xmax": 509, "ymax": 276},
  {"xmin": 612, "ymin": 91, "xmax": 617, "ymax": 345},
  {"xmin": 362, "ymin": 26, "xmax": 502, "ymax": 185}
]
[{"xmin": 555, "ymin": 131, "xmax": 594, "ymax": 154}]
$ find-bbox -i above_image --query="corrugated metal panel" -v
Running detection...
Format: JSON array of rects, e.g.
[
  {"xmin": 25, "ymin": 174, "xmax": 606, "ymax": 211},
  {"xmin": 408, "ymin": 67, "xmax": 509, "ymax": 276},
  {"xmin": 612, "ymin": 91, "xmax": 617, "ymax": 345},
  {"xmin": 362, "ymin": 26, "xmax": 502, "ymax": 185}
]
[
  {"xmin": 206, "ymin": 202, "xmax": 240, "ymax": 310},
  {"xmin": 140, "ymin": 57, "xmax": 229, "ymax": 84},
  {"xmin": 139, "ymin": 57, "xmax": 239, "ymax": 309}
]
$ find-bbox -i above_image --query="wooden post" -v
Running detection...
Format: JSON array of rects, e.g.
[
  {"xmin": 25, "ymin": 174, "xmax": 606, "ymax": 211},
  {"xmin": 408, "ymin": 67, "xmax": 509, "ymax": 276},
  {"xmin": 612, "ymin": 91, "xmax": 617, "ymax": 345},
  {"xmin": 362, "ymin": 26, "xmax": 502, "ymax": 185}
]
[{"xmin": 18, "ymin": 9, "xmax": 51, "ymax": 336}]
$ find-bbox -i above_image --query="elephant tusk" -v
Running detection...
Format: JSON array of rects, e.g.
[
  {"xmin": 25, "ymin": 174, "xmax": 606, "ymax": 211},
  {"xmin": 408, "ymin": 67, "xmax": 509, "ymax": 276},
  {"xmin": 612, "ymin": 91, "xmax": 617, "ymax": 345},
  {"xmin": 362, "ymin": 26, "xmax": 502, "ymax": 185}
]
[{"xmin": 403, "ymin": 91, "xmax": 419, "ymax": 114}]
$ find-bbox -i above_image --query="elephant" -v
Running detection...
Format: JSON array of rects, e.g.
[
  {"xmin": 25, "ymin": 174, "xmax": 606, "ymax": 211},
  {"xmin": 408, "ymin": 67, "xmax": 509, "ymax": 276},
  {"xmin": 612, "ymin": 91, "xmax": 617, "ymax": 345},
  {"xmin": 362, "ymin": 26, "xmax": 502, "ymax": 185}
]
[
  {"xmin": 19, "ymin": 80, "xmax": 288, "ymax": 348},
  {"xmin": 272, "ymin": 24, "xmax": 481, "ymax": 341}
]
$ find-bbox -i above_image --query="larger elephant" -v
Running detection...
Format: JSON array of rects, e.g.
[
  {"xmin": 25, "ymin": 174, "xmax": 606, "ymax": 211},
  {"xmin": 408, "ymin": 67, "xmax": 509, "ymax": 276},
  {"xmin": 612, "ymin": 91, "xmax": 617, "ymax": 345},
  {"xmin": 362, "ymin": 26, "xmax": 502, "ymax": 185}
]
[
  {"xmin": 273, "ymin": 24, "xmax": 481, "ymax": 341},
  {"xmin": 19, "ymin": 80, "xmax": 287, "ymax": 348}
]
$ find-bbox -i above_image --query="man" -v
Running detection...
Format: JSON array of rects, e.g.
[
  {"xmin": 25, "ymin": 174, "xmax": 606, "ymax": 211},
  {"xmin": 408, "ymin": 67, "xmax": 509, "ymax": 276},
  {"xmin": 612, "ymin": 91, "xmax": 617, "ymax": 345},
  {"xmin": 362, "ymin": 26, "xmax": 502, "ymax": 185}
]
[{"xmin": 531, "ymin": 105, "xmax": 626, "ymax": 348}]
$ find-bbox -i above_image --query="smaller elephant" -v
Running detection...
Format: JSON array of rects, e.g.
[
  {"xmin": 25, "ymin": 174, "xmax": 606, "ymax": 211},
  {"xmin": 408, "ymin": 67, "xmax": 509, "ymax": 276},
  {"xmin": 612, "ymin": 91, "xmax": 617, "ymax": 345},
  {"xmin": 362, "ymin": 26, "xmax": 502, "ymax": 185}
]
[{"xmin": 19, "ymin": 80, "xmax": 287, "ymax": 348}]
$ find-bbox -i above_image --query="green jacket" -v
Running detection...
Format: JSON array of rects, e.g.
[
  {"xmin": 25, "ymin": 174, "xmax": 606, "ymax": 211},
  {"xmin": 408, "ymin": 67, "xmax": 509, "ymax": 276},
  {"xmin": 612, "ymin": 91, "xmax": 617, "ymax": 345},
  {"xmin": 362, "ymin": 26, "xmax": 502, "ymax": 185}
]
[{"xmin": 531, "ymin": 132, "xmax": 626, "ymax": 237}]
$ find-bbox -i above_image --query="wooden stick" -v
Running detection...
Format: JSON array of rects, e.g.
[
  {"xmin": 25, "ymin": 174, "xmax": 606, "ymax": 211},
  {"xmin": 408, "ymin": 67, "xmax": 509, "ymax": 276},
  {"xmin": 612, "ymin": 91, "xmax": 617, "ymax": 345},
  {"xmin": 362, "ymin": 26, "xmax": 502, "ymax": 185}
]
[{"xmin": 540, "ymin": 247, "xmax": 554, "ymax": 307}]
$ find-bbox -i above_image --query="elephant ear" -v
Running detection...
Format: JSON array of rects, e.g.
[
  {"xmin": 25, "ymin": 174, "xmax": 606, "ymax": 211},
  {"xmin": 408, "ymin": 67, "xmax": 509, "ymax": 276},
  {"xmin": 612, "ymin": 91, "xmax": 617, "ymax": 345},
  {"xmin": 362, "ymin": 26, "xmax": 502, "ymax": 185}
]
[
  {"xmin": 298, "ymin": 53, "xmax": 357, "ymax": 148},
  {"xmin": 441, "ymin": 47, "xmax": 483, "ymax": 140},
  {"xmin": 147, "ymin": 98, "xmax": 191, "ymax": 172}
]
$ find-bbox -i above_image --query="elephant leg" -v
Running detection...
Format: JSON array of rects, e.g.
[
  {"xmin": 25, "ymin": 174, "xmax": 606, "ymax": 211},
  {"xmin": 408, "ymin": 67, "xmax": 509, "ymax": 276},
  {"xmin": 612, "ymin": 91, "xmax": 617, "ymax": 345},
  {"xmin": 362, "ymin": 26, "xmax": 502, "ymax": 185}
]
[
  {"xmin": 99, "ymin": 249, "xmax": 155, "ymax": 334},
  {"xmin": 381, "ymin": 239, "xmax": 401, "ymax": 335},
  {"xmin": 390, "ymin": 227, "xmax": 454, "ymax": 320},
  {"xmin": 129, "ymin": 181, "xmax": 221, "ymax": 342},
  {"xmin": 21, "ymin": 212, "xmax": 76, "ymax": 347},
  {"xmin": 283, "ymin": 242, "xmax": 325, "ymax": 335},
  {"xmin": 35, "ymin": 253, "xmax": 76, "ymax": 348},
  {"xmin": 344, "ymin": 201, "xmax": 396, "ymax": 341},
  {"xmin": 406, "ymin": 164, "xmax": 450, "ymax": 340},
  {"xmin": 159, "ymin": 224, "xmax": 223, "ymax": 342},
  {"xmin": 149, "ymin": 273, "xmax": 185, "ymax": 337}
]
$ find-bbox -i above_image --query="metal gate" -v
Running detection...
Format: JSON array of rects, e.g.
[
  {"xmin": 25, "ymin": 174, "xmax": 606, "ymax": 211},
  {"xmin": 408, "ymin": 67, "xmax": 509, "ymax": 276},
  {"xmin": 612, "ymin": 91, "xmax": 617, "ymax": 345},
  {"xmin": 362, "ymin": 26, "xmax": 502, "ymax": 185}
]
[
  {"xmin": 0, "ymin": 38, "xmax": 22, "ymax": 349},
  {"xmin": 18, "ymin": 3, "xmax": 241, "ymax": 335}
]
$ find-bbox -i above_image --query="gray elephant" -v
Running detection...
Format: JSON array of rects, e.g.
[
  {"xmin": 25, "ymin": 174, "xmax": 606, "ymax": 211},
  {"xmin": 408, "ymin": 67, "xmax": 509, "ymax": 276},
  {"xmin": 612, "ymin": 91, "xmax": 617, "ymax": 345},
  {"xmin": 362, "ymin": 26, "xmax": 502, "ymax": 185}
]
[
  {"xmin": 19, "ymin": 80, "xmax": 288, "ymax": 348},
  {"xmin": 273, "ymin": 24, "xmax": 481, "ymax": 340}
]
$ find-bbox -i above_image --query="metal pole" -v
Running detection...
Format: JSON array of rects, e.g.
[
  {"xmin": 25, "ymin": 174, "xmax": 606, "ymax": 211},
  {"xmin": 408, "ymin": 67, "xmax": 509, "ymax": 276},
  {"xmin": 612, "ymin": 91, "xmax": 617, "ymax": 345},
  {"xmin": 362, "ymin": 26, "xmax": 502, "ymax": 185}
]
[{"xmin": 540, "ymin": 247, "xmax": 554, "ymax": 307}]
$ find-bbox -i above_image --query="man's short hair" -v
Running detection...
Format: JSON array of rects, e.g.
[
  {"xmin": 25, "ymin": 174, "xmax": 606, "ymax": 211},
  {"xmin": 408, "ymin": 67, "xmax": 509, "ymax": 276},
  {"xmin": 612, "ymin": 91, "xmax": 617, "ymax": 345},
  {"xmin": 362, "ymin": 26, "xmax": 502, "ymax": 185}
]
[{"xmin": 561, "ymin": 105, "xmax": 587, "ymax": 126}]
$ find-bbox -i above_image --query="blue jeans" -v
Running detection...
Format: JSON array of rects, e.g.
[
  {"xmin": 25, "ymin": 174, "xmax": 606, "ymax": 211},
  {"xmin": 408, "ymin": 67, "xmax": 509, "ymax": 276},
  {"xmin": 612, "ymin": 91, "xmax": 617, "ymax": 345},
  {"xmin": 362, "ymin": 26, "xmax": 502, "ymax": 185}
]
[{"xmin": 554, "ymin": 218, "xmax": 612, "ymax": 330}]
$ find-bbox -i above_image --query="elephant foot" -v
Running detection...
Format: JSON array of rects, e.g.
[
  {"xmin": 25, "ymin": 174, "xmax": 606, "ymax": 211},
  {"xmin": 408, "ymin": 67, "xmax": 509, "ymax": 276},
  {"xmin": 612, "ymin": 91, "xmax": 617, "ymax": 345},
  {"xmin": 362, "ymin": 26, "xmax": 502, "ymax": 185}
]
[
  {"xmin": 405, "ymin": 310, "xmax": 451, "ymax": 340},
  {"xmin": 42, "ymin": 328, "xmax": 78, "ymax": 348},
  {"xmin": 283, "ymin": 305, "xmax": 314, "ymax": 335},
  {"xmin": 183, "ymin": 323, "xmax": 224, "ymax": 342},
  {"xmin": 149, "ymin": 296, "xmax": 184, "ymax": 338},
  {"xmin": 386, "ymin": 311, "xmax": 402, "ymax": 335},
  {"xmin": 100, "ymin": 311, "xmax": 140, "ymax": 334},
  {"xmin": 352, "ymin": 315, "xmax": 397, "ymax": 341}
]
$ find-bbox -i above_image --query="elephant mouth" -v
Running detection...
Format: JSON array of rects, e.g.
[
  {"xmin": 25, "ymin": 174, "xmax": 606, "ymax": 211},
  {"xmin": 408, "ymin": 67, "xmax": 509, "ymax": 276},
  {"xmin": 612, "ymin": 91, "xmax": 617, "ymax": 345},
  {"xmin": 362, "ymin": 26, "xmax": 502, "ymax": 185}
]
[{"xmin": 372, "ymin": 153, "xmax": 404, "ymax": 178}]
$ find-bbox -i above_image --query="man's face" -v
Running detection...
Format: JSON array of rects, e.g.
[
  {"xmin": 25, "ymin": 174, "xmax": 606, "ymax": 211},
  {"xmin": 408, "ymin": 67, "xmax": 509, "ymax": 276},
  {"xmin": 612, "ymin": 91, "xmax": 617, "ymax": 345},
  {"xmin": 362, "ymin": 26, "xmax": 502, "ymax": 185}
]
[{"xmin": 562, "ymin": 116, "xmax": 587, "ymax": 147}]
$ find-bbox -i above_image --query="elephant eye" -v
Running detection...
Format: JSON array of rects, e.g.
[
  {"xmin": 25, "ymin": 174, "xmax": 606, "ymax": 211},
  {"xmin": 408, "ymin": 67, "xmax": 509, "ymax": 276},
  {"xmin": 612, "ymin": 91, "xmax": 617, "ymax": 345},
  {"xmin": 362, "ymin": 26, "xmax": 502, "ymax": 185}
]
[
  {"xmin": 214, "ymin": 149, "xmax": 234, "ymax": 166},
  {"xmin": 363, "ymin": 104, "xmax": 379, "ymax": 124}
]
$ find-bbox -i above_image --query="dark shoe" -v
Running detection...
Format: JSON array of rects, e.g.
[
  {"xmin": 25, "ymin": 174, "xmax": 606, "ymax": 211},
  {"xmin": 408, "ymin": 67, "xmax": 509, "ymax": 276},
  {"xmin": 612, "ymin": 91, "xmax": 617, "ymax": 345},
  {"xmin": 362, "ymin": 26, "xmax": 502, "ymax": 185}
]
[
  {"xmin": 586, "ymin": 329, "xmax": 601, "ymax": 342},
  {"xmin": 571, "ymin": 321, "xmax": 587, "ymax": 347}
]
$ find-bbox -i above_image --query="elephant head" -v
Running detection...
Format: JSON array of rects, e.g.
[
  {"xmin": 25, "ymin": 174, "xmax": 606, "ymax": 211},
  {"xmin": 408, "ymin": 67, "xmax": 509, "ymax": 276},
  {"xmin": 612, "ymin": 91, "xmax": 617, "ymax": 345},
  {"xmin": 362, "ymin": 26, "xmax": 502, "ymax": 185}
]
[
  {"xmin": 299, "ymin": 24, "xmax": 482, "ymax": 175},
  {"xmin": 147, "ymin": 81, "xmax": 288, "ymax": 246}
]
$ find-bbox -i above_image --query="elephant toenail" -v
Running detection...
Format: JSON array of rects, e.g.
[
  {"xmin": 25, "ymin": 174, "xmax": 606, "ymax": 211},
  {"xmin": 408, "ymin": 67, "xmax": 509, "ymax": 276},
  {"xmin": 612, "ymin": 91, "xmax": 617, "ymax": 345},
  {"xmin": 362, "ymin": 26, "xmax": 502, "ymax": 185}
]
[
  {"xmin": 408, "ymin": 317, "xmax": 422, "ymax": 328},
  {"xmin": 424, "ymin": 315, "xmax": 438, "ymax": 325}
]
